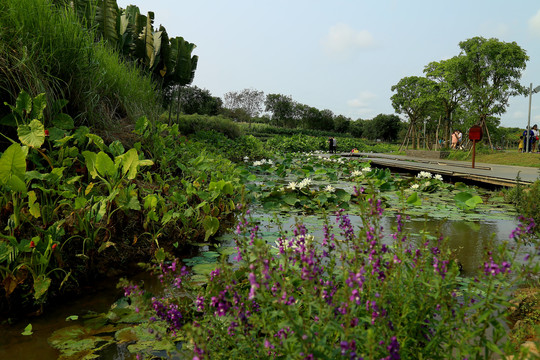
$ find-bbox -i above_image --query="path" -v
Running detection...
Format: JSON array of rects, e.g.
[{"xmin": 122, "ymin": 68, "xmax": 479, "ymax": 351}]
[{"xmin": 342, "ymin": 152, "xmax": 539, "ymax": 187}]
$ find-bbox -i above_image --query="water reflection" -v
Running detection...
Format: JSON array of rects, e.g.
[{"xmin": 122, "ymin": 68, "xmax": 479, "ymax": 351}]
[{"xmin": 243, "ymin": 210, "xmax": 519, "ymax": 277}]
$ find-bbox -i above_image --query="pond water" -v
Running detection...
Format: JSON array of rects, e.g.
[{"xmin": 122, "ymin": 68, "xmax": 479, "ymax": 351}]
[{"xmin": 0, "ymin": 162, "xmax": 526, "ymax": 359}]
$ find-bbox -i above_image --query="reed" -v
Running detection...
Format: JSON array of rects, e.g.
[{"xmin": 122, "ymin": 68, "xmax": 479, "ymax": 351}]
[{"xmin": 0, "ymin": 0, "xmax": 161, "ymax": 128}]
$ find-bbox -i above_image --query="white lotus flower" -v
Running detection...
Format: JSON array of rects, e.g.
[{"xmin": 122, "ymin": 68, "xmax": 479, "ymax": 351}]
[
  {"xmin": 287, "ymin": 182, "xmax": 298, "ymax": 190},
  {"xmin": 298, "ymin": 178, "xmax": 312, "ymax": 189},
  {"xmin": 417, "ymin": 171, "xmax": 432, "ymax": 179},
  {"xmin": 362, "ymin": 167, "xmax": 372, "ymax": 172},
  {"xmin": 434, "ymin": 174, "xmax": 443, "ymax": 181},
  {"xmin": 351, "ymin": 170, "xmax": 362, "ymax": 177},
  {"xmin": 324, "ymin": 185, "xmax": 336, "ymax": 193},
  {"xmin": 410, "ymin": 183, "xmax": 420, "ymax": 190}
]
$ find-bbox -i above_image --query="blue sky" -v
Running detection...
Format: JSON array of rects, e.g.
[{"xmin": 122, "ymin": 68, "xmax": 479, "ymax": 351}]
[{"xmin": 117, "ymin": 0, "xmax": 540, "ymax": 128}]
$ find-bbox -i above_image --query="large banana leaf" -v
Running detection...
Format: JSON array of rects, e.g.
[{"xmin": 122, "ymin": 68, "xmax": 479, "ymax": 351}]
[
  {"xmin": 131, "ymin": 11, "xmax": 153, "ymax": 67},
  {"xmin": 168, "ymin": 37, "xmax": 198, "ymax": 86},
  {"xmin": 95, "ymin": 0, "xmax": 119, "ymax": 44}
]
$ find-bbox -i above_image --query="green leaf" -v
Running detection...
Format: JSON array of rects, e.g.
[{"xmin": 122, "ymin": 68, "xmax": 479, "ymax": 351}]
[
  {"xmin": 95, "ymin": 151, "xmax": 116, "ymax": 178},
  {"xmin": 12, "ymin": 90, "xmax": 32, "ymax": 119},
  {"xmin": 86, "ymin": 134, "xmax": 107, "ymax": 151},
  {"xmin": 18, "ymin": 119, "xmax": 45, "ymax": 148},
  {"xmin": 134, "ymin": 116, "xmax": 149, "ymax": 134},
  {"xmin": 29, "ymin": 93, "xmax": 47, "ymax": 120},
  {"xmin": 52, "ymin": 113, "xmax": 74, "ymax": 130},
  {"xmin": 21, "ymin": 323, "xmax": 33, "ymax": 336},
  {"xmin": 0, "ymin": 143, "xmax": 27, "ymax": 188},
  {"xmin": 407, "ymin": 192, "xmax": 422, "ymax": 206},
  {"xmin": 118, "ymin": 148, "xmax": 139, "ymax": 179},
  {"xmin": 465, "ymin": 195, "xmax": 483, "ymax": 209},
  {"xmin": 66, "ymin": 315, "xmax": 79, "ymax": 321},
  {"xmin": 82, "ymin": 151, "xmax": 98, "ymax": 178},
  {"xmin": 28, "ymin": 190, "xmax": 41, "ymax": 218},
  {"xmin": 143, "ymin": 194, "xmax": 158, "ymax": 210},
  {"xmin": 33, "ymin": 275, "xmax": 51, "ymax": 300},
  {"xmin": 108, "ymin": 140, "xmax": 125, "ymax": 157},
  {"xmin": 202, "ymin": 216, "xmax": 219, "ymax": 241}
]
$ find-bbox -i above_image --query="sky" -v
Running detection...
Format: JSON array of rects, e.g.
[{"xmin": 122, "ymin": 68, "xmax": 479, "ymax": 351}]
[{"xmin": 116, "ymin": 0, "xmax": 540, "ymax": 129}]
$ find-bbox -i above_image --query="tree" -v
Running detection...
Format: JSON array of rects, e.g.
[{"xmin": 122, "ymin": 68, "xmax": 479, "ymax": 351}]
[
  {"xmin": 264, "ymin": 94, "xmax": 296, "ymax": 127},
  {"xmin": 369, "ymin": 114, "xmax": 402, "ymax": 142},
  {"xmin": 349, "ymin": 119, "xmax": 365, "ymax": 138},
  {"xmin": 455, "ymin": 37, "xmax": 529, "ymax": 147},
  {"xmin": 424, "ymin": 57, "xmax": 468, "ymax": 146},
  {"xmin": 176, "ymin": 86, "xmax": 222, "ymax": 116},
  {"xmin": 333, "ymin": 115, "xmax": 351, "ymax": 134},
  {"xmin": 391, "ymin": 76, "xmax": 437, "ymax": 150},
  {"xmin": 223, "ymin": 88, "xmax": 265, "ymax": 119}
]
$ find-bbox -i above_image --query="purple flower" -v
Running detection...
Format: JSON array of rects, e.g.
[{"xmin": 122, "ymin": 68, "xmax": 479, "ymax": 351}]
[{"xmin": 483, "ymin": 258, "xmax": 511, "ymax": 276}]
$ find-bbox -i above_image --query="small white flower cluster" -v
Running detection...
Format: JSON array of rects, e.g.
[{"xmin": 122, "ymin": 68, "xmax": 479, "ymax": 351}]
[
  {"xmin": 243, "ymin": 156, "xmax": 250, "ymax": 162},
  {"xmin": 433, "ymin": 174, "xmax": 443, "ymax": 181},
  {"xmin": 305, "ymin": 150, "xmax": 324, "ymax": 155},
  {"xmin": 324, "ymin": 185, "xmax": 335, "ymax": 193},
  {"xmin": 298, "ymin": 178, "xmax": 312, "ymax": 188},
  {"xmin": 253, "ymin": 159, "xmax": 274, "ymax": 166},
  {"xmin": 410, "ymin": 183, "xmax": 420, "ymax": 190},
  {"xmin": 416, "ymin": 171, "xmax": 432, "ymax": 179},
  {"xmin": 351, "ymin": 166, "xmax": 371, "ymax": 178},
  {"xmin": 287, "ymin": 178, "xmax": 313, "ymax": 190}
]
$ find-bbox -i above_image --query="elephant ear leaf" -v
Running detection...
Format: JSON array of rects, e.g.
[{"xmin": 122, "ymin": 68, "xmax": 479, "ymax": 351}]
[
  {"xmin": 406, "ymin": 192, "xmax": 422, "ymax": 206},
  {"xmin": 18, "ymin": 119, "xmax": 45, "ymax": 148},
  {"xmin": 203, "ymin": 216, "xmax": 219, "ymax": 241},
  {"xmin": 96, "ymin": 151, "xmax": 116, "ymax": 178},
  {"xmin": 0, "ymin": 143, "xmax": 27, "ymax": 193},
  {"xmin": 454, "ymin": 191, "xmax": 482, "ymax": 210}
]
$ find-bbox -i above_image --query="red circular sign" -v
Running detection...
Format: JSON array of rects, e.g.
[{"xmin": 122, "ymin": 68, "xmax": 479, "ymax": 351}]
[{"xmin": 468, "ymin": 125, "xmax": 483, "ymax": 141}]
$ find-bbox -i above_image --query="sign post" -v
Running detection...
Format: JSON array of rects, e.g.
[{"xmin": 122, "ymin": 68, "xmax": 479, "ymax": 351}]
[{"xmin": 468, "ymin": 125, "xmax": 483, "ymax": 169}]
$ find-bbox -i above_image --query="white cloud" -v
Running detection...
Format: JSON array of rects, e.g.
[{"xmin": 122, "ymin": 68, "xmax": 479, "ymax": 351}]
[
  {"xmin": 347, "ymin": 92, "xmax": 377, "ymax": 118},
  {"xmin": 529, "ymin": 9, "xmax": 540, "ymax": 37},
  {"xmin": 479, "ymin": 22, "xmax": 509, "ymax": 39},
  {"xmin": 347, "ymin": 91, "xmax": 376, "ymax": 108},
  {"xmin": 321, "ymin": 23, "xmax": 374, "ymax": 58}
]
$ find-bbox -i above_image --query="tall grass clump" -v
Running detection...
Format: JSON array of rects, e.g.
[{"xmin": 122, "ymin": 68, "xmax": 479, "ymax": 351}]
[
  {"xmin": 0, "ymin": 0, "xmax": 92, "ymax": 121},
  {"xmin": 0, "ymin": 0, "xmax": 161, "ymax": 128}
]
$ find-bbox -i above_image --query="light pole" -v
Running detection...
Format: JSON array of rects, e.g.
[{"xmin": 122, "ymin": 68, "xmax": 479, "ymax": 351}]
[{"xmin": 526, "ymin": 83, "xmax": 540, "ymax": 152}]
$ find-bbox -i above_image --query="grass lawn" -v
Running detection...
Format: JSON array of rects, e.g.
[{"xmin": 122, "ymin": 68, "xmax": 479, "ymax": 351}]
[{"xmin": 449, "ymin": 150, "xmax": 540, "ymax": 168}]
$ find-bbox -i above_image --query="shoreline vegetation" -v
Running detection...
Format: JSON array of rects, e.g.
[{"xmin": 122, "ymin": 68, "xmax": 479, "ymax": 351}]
[{"xmin": 0, "ymin": 0, "xmax": 538, "ymax": 358}]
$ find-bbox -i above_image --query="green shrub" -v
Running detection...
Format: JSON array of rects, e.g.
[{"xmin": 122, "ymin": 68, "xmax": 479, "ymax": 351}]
[
  {"xmin": 505, "ymin": 179, "xmax": 540, "ymax": 230},
  {"xmin": 193, "ymin": 130, "xmax": 270, "ymax": 162},
  {"xmin": 170, "ymin": 114, "xmax": 242, "ymax": 139},
  {"xmin": 265, "ymin": 134, "xmax": 367, "ymax": 153}
]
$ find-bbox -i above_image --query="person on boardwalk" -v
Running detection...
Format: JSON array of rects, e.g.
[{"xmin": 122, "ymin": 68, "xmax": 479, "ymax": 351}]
[
  {"xmin": 332, "ymin": 137, "xmax": 337, "ymax": 153},
  {"xmin": 328, "ymin": 137, "xmax": 334, "ymax": 153},
  {"xmin": 451, "ymin": 130, "xmax": 459, "ymax": 149}
]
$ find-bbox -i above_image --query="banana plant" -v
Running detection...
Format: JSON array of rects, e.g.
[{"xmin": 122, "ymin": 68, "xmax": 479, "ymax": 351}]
[{"xmin": 95, "ymin": 0, "xmax": 119, "ymax": 44}]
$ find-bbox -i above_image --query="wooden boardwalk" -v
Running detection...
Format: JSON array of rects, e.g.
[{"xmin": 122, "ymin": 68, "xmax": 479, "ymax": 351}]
[{"xmin": 343, "ymin": 152, "xmax": 539, "ymax": 187}]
